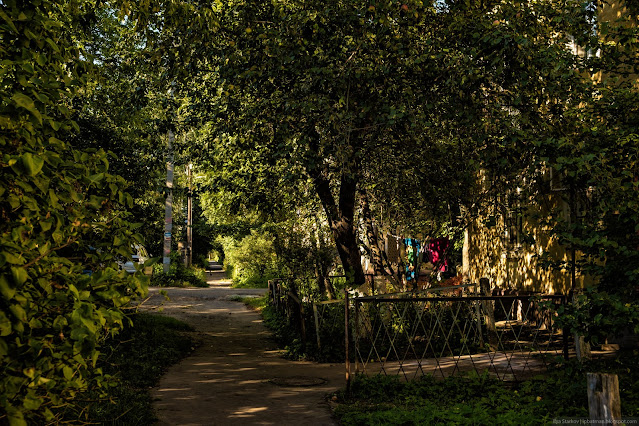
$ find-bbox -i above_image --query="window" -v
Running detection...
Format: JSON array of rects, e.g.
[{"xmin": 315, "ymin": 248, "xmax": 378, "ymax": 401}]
[{"xmin": 504, "ymin": 191, "xmax": 523, "ymax": 252}]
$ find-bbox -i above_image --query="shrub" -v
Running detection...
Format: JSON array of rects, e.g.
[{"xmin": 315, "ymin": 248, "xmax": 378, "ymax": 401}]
[
  {"xmin": 150, "ymin": 252, "xmax": 208, "ymax": 288},
  {"xmin": 0, "ymin": 2, "xmax": 147, "ymax": 423},
  {"xmin": 218, "ymin": 231, "xmax": 278, "ymax": 288},
  {"xmin": 150, "ymin": 267, "xmax": 207, "ymax": 288}
]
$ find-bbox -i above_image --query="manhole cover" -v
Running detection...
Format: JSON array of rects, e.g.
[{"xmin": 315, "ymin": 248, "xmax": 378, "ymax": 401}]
[{"xmin": 269, "ymin": 376, "xmax": 327, "ymax": 387}]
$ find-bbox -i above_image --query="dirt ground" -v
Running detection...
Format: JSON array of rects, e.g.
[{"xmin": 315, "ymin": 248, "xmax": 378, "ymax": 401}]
[{"xmin": 139, "ymin": 270, "xmax": 344, "ymax": 426}]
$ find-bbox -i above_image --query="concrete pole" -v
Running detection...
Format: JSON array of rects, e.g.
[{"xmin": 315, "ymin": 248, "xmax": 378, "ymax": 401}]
[
  {"xmin": 187, "ymin": 163, "xmax": 193, "ymax": 267},
  {"xmin": 163, "ymin": 129, "xmax": 175, "ymax": 273}
]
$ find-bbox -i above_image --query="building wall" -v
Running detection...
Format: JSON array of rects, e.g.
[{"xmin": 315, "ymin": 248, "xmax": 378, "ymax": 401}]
[
  {"xmin": 596, "ymin": 1, "xmax": 638, "ymax": 84},
  {"xmin": 464, "ymin": 192, "xmax": 593, "ymax": 295},
  {"xmin": 464, "ymin": 3, "xmax": 636, "ymax": 295}
]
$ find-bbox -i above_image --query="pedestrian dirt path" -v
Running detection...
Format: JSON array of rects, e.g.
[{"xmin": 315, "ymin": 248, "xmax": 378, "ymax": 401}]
[{"xmin": 139, "ymin": 265, "xmax": 344, "ymax": 425}]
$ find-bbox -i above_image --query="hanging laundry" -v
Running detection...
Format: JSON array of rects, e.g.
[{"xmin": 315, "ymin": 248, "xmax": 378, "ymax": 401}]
[
  {"xmin": 427, "ymin": 237, "xmax": 449, "ymax": 273},
  {"xmin": 403, "ymin": 238, "xmax": 422, "ymax": 282}
]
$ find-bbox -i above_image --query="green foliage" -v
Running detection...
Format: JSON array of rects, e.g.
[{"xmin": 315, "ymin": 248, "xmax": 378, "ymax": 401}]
[
  {"xmin": 70, "ymin": 6, "xmax": 167, "ymax": 259},
  {"xmin": 237, "ymin": 295, "xmax": 344, "ymax": 362},
  {"xmin": 218, "ymin": 231, "xmax": 278, "ymax": 288},
  {"xmin": 241, "ymin": 295, "xmax": 341, "ymax": 361},
  {"xmin": 260, "ymin": 305, "xmax": 308, "ymax": 360},
  {"xmin": 232, "ymin": 294, "xmax": 269, "ymax": 311},
  {"xmin": 554, "ymin": 288, "xmax": 639, "ymax": 346},
  {"xmin": 150, "ymin": 268, "xmax": 208, "ymax": 288},
  {"xmin": 336, "ymin": 355, "xmax": 639, "ymax": 425},
  {"xmin": 0, "ymin": 2, "xmax": 149, "ymax": 423},
  {"xmin": 65, "ymin": 313, "xmax": 195, "ymax": 424},
  {"xmin": 259, "ymin": 299, "xmax": 346, "ymax": 362}
]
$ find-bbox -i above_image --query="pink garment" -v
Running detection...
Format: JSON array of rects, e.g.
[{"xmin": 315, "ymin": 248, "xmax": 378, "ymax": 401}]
[{"xmin": 427, "ymin": 238, "xmax": 449, "ymax": 272}]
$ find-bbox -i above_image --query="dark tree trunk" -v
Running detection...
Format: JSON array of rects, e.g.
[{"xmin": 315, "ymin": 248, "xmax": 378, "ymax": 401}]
[
  {"xmin": 309, "ymin": 167, "xmax": 365, "ymax": 288},
  {"xmin": 312, "ymin": 215, "xmax": 336, "ymax": 299}
]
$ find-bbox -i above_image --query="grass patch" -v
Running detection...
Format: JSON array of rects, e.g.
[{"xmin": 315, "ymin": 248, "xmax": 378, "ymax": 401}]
[
  {"xmin": 230, "ymin": 294, "xmax": 269, "ymax": 311},
  {"xmin": 335, "ymin": 352, "xmax": 639, "ymax": 425},
  {"xmin": 230, "ymin": 274, "xmax": 270, "ymax": 289},
  {"xmin": 66, "ymin": 313, "xmax": 196, "ymax": 424}
]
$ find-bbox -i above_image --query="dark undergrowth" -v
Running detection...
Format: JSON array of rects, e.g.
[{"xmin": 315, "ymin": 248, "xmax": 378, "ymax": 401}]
[
  {"xmin": 334, "ymin": 351, "xmax": 639, "ymax": 425},
  {"xmin": 233, "ymin": 293, "xmax": 346, "ymax": 363},
  {"xmin": 61, "ymin": 313, "xmax": 196, "ymax": 424}
]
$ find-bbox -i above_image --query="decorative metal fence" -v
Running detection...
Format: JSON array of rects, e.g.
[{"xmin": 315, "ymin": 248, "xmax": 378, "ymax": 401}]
[
  {"xmin": 268, "ymin": 277, "xmax": 569, "ymax": 381},
  {"xmin": 311, "ymin": 300, "xmax": 344, "ymax": 351},
  {"xmin": 351, "ymin": 294, "xmax": 568, "ymax": 382}
]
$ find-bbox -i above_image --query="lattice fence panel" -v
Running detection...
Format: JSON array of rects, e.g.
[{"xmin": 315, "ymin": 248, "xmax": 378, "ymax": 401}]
[{"xmin": 353, "ymin": 295, "xmax": 567, "ymax": 381}]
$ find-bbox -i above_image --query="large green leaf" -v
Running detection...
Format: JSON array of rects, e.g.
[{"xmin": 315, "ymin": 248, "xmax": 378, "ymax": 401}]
[
  {"xmin": 0, "ymin": 8, "xmax": 18, "ymax": 33},
  {"xmin": 21, "ymin": 153, "xmax": 44, "ymax": 176},
  {"xmin": 11, "ymin": 93, "xmax": 42, "ymax": 125},
  {"xmin": 0, "ymin": 275, "xmax": 16, "ymax": 300}
]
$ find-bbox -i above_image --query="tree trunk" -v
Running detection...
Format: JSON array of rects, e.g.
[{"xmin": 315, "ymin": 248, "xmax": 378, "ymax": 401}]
[
  {"xmin": 360, "ymin": 190, "xmax": 383, "ymax": 274},
  {"xmin": 587, "ymin": 373, "xmax": 621, "ymax": 422},
  {"xmin": 309, "ymin": 166, "xmax": 365, "ymax": 288},
  {"xmin": 312, "ymin": 216, "xmax": 336, "ymax": 299}
]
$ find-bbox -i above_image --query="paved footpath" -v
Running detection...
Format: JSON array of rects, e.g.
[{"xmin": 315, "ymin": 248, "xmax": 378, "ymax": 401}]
[{"xmin": 139, "ymin": 268, "xmax": 343, "ymax": 426}]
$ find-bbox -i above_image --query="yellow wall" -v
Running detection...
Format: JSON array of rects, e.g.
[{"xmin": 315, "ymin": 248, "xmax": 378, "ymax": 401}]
[
  {"xmin": 596, "ymin": 1, "xmax": 638, "ymax": 84},
  {"xmin": 464, "ymin": 193, "xmax": 593, "ymax": 295},
  {"xmin": 464, "ymin": 3, "xmax": 636, "ymax": 295}
]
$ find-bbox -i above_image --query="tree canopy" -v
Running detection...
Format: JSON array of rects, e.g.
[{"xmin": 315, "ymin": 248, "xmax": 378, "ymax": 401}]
[{"xmin": 1, "ymin": 0, "xmax": 638, "ymax": 422}]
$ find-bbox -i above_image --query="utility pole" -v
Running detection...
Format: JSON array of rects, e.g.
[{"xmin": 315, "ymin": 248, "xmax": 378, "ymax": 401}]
[
  {"xmin": 163, "ymin": 129, "xmax": 174, "ymax": 273},
  {"xmin": 163, "ymin": 87, "xmax": 175, "ymax": 273},
  {"xmin": 186, "ymin": 163, "xmax": 193, "ymax": 267}
]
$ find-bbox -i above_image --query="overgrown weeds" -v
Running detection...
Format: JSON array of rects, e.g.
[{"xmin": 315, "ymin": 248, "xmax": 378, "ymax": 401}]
[{"xmin": 254, "ymin": 303, "xmax": 345, "ymax": 362}]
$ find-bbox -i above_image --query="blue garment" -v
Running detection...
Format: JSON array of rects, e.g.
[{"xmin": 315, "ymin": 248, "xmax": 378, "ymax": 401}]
[{"xmin": 403, "ymin": 238, "xmax": 421, "ymax": 281}]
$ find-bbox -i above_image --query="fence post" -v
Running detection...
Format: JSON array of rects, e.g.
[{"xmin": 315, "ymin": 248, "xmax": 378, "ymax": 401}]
[
  {"xmin": 288, "ymin": 289, "xmax": 306, "ymax": 347},
  {"xmin": 299, "ymin": 298, "xmax": 306, "ymax": 348},
  {"xmin": 474, "ymin": 293, "xmax": 484, "ymax": 347},
  {"xmin": 345, "ymin": 289, "xmax": 351, "ymax": 394},
  {"xmin": 480, "ymin": 278, "xmax": 498, "ymax": 349},
  {"xmin": 562, "ymin": 296, "xmax": 569, "ymax": 360},
  {"xmin": 354, "ymin": 298, "xmax": 359, "ymax": 375},
  {"xmin": 587, "ymin": 373, "xmax": 621, "ymax": 422},
  {"xmin": 572, "ymin": 291, "xmax": 591, "ymax": 362},
  {"xmin": 313, "ymin": 303, "xmax": 321, "ymax": 350}
]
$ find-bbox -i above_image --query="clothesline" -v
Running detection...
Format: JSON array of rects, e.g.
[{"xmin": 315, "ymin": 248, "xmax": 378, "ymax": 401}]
[{"xmin": 377, "ymin": 233, "xmax": 451, "ymax": 277}]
